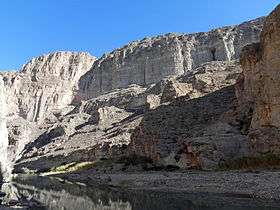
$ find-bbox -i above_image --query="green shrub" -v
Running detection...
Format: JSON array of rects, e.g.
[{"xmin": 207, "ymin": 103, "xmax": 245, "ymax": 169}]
[{"xmin": 48, "ymin": 161, "xmax": 97, "ymax": 174}]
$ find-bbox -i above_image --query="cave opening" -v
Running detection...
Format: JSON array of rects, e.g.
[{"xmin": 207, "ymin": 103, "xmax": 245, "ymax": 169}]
[{"xmin": 210, "ymin": 48, "xmax": 217, "ymax": 61}]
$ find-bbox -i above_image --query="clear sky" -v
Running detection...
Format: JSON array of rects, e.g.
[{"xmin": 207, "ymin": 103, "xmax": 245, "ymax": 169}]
[{"xmin": 0, "ymin": 0, "xmax": 278, "ymax": 70}]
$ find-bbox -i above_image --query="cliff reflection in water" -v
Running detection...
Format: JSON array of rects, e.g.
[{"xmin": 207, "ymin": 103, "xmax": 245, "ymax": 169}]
[{"xmin": 1, "ymin": 175, "xmax": 280, "ymax": 210}]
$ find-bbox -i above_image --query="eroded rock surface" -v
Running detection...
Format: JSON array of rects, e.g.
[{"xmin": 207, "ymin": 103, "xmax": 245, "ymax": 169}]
[
  {"xmin": 12, "ymin": 60, "xmax": 243, "ymax": 172},
  {"xmin": 130, "ymin": 86, "xmax": 249, "ymax": 170},
  {"xmin": 0, "ymin": 52, "xmax": 96, "ymax": 177},
  {"xmin": 1, "ymin": 51, "xmax": 96, "ymax": 122},
  {"xmin": 238, "ymin": 5, "xmax": 280, "ymax": 154},
  {"xmin": 78, "ymin": 18, "xmax": 264, "ymax": 99},
  {"xmin": 0, "ymin": 16, "xmax": 268, "ymax": 176}
]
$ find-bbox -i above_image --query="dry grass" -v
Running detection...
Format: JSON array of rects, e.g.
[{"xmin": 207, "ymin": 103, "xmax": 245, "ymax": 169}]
[{"xmin": 42, "ymin": 161, "xmax": 97, "ymax": 175}]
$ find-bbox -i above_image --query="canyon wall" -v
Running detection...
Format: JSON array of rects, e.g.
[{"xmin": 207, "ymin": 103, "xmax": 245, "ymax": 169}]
[
  {"xmin": 0, "ymin": 15, "xmax": 271, "ymax": 175},
  {"xmin": 1, "ymin": 51, "xmax": 96, "ymax": 122},
  {"xmin": 239, "ymin": 4, "xmax": 280, "ymax": 154},
  {"xmin": 0, "ymin": 18, "xmax": 264, "ymax": 125},
  {"xmin": 0, "ymin": 76, "xmax": 10, "ymax": 179},
  {"xmin": 13, "ymin": 61, "xmax": 246, "ymax": 172},
  {"xmin": 78, "ymin": 18, "xmax": 264, "ymax": 99},
  {"xmin": 0, "ymin": 52, "xmax": 96, "ymax": 179}
]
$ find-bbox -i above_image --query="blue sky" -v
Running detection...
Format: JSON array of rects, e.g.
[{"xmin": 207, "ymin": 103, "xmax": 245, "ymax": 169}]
[{"xmin": 0, "ymin": 0, "xmax": 278, "ymax": 70}]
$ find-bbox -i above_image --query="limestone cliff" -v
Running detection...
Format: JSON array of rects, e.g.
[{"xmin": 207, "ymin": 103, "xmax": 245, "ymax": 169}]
[
  {"xmin": 13, "ymin": 61, "xmax": 244, "ymax": 172},
  {"xmin": 78, "ymin": 18, "xmax": 264, "ymax": 99},
  {"xmin": 1, "ymin": 51, "xmax": 96, "ymax": 122},
  {"xmin": 0, "ymin": 52, "xmax": 96, "ymax": 179},
  {"xmin": 239, "ymin": 5, "xmax": 280, "ymax": 154},
  {"xmin": 0, "ymin": 76, "xmax": 9, "ymax": 179},
  {"xmin": 0, "ymin": 16, "xmax": 268, "ymax": 176}
]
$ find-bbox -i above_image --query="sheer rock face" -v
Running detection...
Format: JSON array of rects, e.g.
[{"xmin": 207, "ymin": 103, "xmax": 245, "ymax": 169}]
[
  {"xmin": 238, "ymin": 5, "xmax": 280, "ymax": 154},
  {"xmin": 0, "ymin": 76, "xmax": 9, "ymax": 178},
  {"xmin": 0, "ymin": 52, "xmax": 96, "ymax": 178},
  {"xmin": 0, "ymin": 16, "xmax": 267, "ymax": 174},
  {"xmin": 78, "ymin": 18, "xmax": 264, "ymax": 99},
  {"xmin": 12, "ymin": 60, "xmax": 243, "ymax": 173},
  {"xmin": 1, "ymin": 51, "xmax": 96, "ymax": 122}
]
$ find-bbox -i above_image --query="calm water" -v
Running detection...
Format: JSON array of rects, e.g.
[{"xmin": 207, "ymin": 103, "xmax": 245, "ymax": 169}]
[{"xmin": 1, "ymin": 175, "xmax": 280, "ymax": 210}]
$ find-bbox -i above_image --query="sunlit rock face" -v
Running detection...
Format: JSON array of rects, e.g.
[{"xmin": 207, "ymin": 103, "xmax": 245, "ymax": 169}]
[
  {"xmin": 238, "ymin": 5, "xmax": 280, "ymax": 154},
  {"xmin": 1, "ymin": 51, "xmax": 96, "ymax": 123},
  {"xmin": 0, "ymin": 16, "xmax": 268, "ymax": 175},
  {"xmin": 78, "ymin": 17, "xmax": 264, "ymax": 99},
  {"xmin": 0, "ymin": 76, "xmax": 10, "ymax": 180},
  {"xmin": 0, "ymin": 52, "xmax": 96, "ymax": 179}
]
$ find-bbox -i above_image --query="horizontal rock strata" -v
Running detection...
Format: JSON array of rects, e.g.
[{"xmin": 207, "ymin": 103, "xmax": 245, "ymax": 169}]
[
  {"xmin": 0, "ymin": 15, "xmax": 271, "ymax": 176},
  {"xmin": 78, "ymin": 18, "xmax": 264, "ymax": 99}
]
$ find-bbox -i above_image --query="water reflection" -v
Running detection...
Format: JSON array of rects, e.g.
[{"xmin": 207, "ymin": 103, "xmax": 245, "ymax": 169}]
[{"xmin": 1, "ymin": 175, "xmax": 280, "ymax": 210}]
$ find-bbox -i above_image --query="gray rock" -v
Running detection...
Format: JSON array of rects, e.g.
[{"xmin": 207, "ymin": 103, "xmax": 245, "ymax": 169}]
[
  {"xmin": 78, "ymin": 18, "xmax": 264, "ymax": 99},
  {"xmin": 0, "ymin": 17, "xmax": 266, "ymax": 176},
  {"xmin": 0, "ymin": 52, "xmax": 96, "ymax": 179},
  {"xmin": 130, "ymin": 86, "xmax": 249, "ymax": 170},
  {"xmin": 1, "ymin": 51, "xmax": 96, "ymax": 122}
]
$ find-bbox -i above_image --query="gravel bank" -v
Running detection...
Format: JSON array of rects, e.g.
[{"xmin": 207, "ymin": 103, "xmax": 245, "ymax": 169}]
[{"xmin": 56, "ymin": 170, "xmax": 280, "ymax": 201}]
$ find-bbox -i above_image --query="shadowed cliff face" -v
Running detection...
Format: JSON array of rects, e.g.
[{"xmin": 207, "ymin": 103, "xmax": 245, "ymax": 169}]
[
  {"xmin": 238, "ymin": 4, "xmax": 280, "ymax": 154},
  {"xmin": 130, "ymin": 86, "xmax": 249, "ymax": 170}
]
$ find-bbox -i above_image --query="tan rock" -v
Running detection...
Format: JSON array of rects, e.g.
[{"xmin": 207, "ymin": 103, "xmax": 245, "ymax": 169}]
[{"xmin": 238, "ymin": 4, "xmax": 280, "ymax": 154}]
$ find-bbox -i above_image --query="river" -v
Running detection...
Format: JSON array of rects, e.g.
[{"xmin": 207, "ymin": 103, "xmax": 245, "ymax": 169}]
[{"xmin": 0, "ymin": 175, "xmax": 280, "ymax": 210}]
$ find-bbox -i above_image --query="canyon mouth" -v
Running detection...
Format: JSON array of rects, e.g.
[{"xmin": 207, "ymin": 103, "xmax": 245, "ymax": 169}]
[{"xmin": 1, "ymin": 3, "xmax": 280, "ymax": 210}]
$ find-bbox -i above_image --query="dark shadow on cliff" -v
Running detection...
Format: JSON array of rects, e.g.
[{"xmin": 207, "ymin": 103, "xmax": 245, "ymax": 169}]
[
  {"xmin": 14, "ymin": 85, "xmax": 250, "ymax": 174},
  {"xmin": 132, "ymin": 85, "xmax": 240, "ymax": 141},
  {"xmin": 17, "ymin": 125, "xmax": 67, "ymax": 161},
  {"xmin": 129, "ymin": 85, "xmax": 252, "ymax": 167}
]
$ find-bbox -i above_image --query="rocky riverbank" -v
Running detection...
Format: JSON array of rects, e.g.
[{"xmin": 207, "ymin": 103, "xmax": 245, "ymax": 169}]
[{"xmin": 53, "ymin": 170, "xmax": 280, "ymax": 201}]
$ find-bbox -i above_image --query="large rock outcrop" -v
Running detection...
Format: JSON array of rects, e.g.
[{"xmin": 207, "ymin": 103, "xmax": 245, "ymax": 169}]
[
  {"xmin": 0, "ymin": 16, "xmax": 268, "ymax": 175},
  {"xmin": 1, "ymin": 51, "xmax": 96, "ymax": 122},
  {"xmin": 238, "ymin": 5, "xmax": 280, "ymax": 154},
  {"xmin": 78, "ymin": 18, "xmax": 264, "ymax": 99},
  {"xmin": 129, "ymin": 85, "xmax": 249, "ymax": 170},
  {"xmin": 0, "ymin": 52, "xmax": 96, "ymax": 178},
  {"xmin": 12, "ymin": 60, "xmax": 244, "ymax": 173},
  {"xmin": 0, "ymin": 76, "xmax": 10, "ymax": 179}
]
